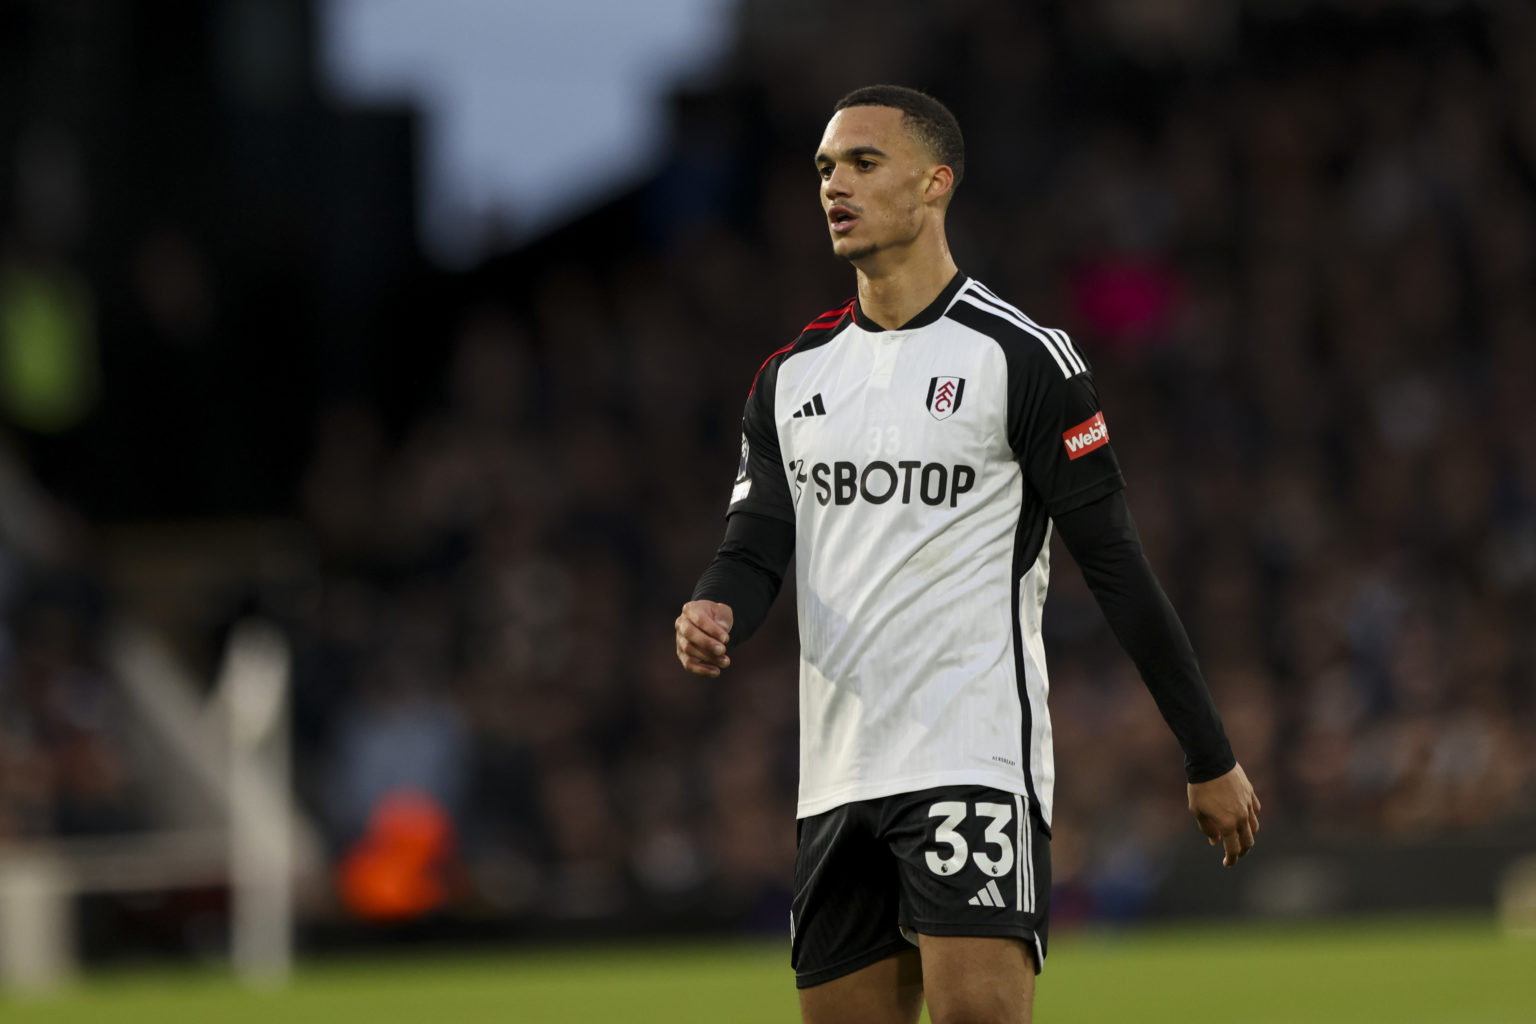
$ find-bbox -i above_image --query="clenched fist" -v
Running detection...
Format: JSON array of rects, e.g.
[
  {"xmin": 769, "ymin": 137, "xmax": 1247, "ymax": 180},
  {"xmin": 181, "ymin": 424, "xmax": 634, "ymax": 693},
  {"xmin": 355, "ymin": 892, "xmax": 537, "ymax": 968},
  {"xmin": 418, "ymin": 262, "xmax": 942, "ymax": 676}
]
[{"xmin": 675, "ymin": 600, "xmax": 735, "ymax": 677}]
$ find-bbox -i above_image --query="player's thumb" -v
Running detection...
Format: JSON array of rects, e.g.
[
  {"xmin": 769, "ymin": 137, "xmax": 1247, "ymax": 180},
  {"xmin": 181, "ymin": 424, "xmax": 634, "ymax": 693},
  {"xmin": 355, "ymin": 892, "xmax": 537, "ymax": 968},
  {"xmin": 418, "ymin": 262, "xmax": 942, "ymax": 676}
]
[{"xmin": 712, "ymin": 603, "xmax": 735, "ymax": 634}]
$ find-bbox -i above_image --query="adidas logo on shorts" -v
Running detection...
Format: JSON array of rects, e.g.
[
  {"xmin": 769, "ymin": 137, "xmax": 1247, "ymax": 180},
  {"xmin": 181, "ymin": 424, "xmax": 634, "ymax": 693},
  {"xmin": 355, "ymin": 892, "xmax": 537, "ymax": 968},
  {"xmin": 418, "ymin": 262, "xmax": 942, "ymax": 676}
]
[{"xmin": 968, "ymin": 879, "xmax": 1007, "ymax": 908}]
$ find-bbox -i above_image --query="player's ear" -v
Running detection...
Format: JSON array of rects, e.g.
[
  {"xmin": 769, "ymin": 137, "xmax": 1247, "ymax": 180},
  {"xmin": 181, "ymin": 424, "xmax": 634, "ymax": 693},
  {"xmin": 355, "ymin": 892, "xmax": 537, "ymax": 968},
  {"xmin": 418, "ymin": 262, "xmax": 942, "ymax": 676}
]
[{"xmin": 925, "ymin": 164, "xmax": 955, "ymax": 206}]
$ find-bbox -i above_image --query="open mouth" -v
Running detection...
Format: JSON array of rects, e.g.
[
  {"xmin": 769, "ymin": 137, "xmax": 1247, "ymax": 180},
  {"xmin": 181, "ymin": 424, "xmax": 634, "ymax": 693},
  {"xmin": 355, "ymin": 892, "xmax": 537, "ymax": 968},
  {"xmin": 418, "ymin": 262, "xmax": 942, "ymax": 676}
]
[{"xmin": 829, "ymin": 205, "xmax": 858, "ymax": 234}]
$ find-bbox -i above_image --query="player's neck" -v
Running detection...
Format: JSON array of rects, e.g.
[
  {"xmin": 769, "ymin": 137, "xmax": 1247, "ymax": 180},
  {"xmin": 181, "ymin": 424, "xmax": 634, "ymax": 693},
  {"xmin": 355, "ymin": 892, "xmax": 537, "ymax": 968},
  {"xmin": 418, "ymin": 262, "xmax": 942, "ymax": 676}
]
[{"xmin": 853, "ymin": 235, "xmax": 959, "ymax": 331}]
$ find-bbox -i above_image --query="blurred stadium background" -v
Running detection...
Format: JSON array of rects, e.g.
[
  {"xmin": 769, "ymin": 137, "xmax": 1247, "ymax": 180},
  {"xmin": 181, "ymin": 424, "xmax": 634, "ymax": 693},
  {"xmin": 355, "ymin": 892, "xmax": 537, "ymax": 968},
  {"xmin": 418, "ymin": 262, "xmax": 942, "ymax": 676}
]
[{"xmin": 1, "ymin": 0, "xmax": 1534, "ymax": 1017}]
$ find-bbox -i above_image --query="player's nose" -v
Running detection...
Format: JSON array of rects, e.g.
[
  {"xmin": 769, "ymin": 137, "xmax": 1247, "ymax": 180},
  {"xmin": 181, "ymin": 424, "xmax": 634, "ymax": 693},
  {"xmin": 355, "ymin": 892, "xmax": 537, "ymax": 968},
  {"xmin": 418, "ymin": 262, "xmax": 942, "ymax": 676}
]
[{"xmin": 823, "ymin": 165, "xmax": 852, "ymax": 199}]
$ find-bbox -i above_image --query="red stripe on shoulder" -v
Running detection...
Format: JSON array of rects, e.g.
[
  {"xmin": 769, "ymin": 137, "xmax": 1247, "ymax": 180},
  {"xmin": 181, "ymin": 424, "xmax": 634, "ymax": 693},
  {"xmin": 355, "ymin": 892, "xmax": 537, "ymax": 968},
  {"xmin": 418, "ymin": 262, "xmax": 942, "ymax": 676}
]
[
  {"xmin": 802, "ymin": 297, "xmax": 855, "ymax": 333},
  {"xmin": 748, "ymin": 299, "xmax": 855, "ymax": 397}
]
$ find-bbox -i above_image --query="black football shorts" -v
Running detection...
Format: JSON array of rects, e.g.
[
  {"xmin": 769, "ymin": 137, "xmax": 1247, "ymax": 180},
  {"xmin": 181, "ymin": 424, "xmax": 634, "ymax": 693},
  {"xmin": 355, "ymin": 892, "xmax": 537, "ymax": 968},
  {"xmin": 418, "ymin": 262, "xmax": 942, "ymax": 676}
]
[{"xmin": 790, "ymin": 783, "xmax": 1051, "ymax": 989}]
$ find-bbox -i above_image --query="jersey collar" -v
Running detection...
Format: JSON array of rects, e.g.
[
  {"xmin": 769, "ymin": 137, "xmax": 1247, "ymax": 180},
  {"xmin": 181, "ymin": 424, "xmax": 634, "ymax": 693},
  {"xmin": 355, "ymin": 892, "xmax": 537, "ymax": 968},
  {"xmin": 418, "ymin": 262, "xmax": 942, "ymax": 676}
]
[{"xmin": 854, "ymin": 271, "xmax": 969, "ymax": 333}]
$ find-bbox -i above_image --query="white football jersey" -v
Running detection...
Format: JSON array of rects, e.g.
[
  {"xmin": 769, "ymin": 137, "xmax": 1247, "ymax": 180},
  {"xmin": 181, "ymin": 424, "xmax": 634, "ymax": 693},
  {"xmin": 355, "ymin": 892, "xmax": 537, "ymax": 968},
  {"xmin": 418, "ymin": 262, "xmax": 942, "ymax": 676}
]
[{"xmin": 729, "ymin": 274, "xmax": 1123, "ymax": 826}]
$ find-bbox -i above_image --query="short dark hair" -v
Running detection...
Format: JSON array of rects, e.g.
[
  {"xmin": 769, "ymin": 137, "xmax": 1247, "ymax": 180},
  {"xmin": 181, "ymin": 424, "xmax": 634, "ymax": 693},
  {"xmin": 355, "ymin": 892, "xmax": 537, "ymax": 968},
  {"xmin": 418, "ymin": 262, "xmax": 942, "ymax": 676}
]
[{"xmin": 833, "ymin": 85, "xmax": 965, "ymax": 189}]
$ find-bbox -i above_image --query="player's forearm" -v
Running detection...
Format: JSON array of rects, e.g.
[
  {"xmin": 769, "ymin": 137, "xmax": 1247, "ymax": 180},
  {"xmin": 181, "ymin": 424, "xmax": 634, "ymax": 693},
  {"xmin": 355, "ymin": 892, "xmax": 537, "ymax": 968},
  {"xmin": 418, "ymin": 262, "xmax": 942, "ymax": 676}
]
[
  {"xmin": 1054, "ymin": 492, "xmax": 1236, "ymax": 782},
  {"xmin": 691, "ymin": 511, "xmax": 795, "ymax": 647}
]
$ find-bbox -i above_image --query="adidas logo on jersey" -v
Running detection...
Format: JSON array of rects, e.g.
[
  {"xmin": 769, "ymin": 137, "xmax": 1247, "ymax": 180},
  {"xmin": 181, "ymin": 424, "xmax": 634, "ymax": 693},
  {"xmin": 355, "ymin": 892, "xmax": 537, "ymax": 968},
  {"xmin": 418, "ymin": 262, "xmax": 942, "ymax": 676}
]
[
  {"xmin": 1062, "ymin": 411, "xmax": 1110, "ymax": 460},
  {"xmin": 968, "ymin": 879, "xmax": 1008, "ymax": 908},
  {"xmin": 792, "ymin": 394, "xmax": 827, "ymax": 419}
]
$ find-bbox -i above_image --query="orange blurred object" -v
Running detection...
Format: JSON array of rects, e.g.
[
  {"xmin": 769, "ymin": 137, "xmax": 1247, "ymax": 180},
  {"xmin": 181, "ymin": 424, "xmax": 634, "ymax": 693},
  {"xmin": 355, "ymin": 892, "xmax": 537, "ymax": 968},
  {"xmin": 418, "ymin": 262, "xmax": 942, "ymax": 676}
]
[{"xmin": 336, "ymin": 789, "xmax": 457, "ymax": 922}]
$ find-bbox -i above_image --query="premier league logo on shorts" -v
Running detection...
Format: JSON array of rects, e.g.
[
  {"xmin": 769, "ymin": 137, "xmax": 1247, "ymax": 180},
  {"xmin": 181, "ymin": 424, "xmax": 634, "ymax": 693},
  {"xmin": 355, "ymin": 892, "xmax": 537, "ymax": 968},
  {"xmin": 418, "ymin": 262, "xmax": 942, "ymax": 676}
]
[{"xmin": 926, "ymin": 376, "xmax": 965, "ymax": 420}]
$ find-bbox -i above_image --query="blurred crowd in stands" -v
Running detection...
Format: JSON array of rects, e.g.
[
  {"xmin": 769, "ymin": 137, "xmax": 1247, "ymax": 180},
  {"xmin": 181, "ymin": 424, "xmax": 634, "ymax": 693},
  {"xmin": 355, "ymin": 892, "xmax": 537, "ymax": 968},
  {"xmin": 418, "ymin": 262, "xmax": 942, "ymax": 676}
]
[
  {"xmin": 0, "ymin": 443, "xmax": 139, "ymax": 839},
  {"xmin": 3, "ymin": 0, "xmax": 1534, "ymax": 932}
]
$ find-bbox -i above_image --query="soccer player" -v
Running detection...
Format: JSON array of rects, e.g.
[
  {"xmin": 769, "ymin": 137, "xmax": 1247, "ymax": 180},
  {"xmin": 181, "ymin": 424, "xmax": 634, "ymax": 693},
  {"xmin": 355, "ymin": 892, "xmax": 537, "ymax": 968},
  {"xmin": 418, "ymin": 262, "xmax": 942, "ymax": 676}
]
[{"xmin": 674, "ymin": 84, "xmax": 1260, "ymax": 1024}]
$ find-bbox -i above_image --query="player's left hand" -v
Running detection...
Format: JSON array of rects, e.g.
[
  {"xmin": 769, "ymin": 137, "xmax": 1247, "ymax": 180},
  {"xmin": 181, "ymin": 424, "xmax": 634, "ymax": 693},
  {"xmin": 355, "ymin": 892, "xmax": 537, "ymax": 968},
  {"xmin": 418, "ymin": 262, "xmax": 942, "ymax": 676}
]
[
  {"xmin": 674, "ymin": 600, "xmax": 734, "ymax": 678},
  {"xmin": 1187, "ymin": 762, "xmax": 1260, "ymax": 868}
]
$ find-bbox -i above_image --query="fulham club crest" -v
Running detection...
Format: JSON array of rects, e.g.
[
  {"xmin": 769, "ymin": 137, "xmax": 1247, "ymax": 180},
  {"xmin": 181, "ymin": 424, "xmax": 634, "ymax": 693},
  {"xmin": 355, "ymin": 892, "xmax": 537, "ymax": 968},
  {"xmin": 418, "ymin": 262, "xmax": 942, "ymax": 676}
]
[{"xmin": 926, "ymin": 376, "xmax": 965, "ymax": 420}]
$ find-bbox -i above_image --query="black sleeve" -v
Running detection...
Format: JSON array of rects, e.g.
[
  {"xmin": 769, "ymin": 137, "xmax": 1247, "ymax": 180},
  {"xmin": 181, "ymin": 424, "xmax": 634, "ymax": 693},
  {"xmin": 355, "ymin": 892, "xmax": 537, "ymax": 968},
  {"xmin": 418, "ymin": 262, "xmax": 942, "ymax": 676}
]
[
  {"xmin": 1017, "ymin": 368, "xmax": 1125, "ymax": 517},
  {"xmin": 1053, "ymin": 490, "xmax": 1236, "ymax": 784},
  {"xmin": 725, "ymin": 357, "xmax": 795, "ymax": 525},
  {"xmin": 691, "ymin": 511, "xmax": 795, "ymax": 647},
  {"xmin": 693, "ymin": 350, "xmax": 797, "ymax": 645}
]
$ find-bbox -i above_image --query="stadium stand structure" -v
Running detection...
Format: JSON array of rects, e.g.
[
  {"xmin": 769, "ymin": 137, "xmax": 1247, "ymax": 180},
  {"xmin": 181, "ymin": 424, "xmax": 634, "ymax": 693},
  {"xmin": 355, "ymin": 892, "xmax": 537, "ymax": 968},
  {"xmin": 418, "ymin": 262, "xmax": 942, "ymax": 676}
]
[{"xmin": 0, "ymin": 621, "xmax": 317, "ymax": 992}]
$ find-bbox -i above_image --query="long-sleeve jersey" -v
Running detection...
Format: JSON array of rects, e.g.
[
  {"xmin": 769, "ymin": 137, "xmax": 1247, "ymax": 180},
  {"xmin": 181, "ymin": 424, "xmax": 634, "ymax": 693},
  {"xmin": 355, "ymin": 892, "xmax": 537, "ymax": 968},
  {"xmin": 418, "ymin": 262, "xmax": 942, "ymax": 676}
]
[{"xmin": 694, "ymin": 272, "xmax": 1233, "ymax": 823}]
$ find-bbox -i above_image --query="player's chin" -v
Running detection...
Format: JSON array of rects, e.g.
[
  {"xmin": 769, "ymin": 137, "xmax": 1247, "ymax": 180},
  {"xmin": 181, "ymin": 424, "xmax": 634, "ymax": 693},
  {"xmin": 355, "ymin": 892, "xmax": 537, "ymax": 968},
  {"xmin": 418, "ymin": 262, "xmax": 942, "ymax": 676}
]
[{"xmin": 833, "ymin": 238, "xmax": 880, "ymax": 263}]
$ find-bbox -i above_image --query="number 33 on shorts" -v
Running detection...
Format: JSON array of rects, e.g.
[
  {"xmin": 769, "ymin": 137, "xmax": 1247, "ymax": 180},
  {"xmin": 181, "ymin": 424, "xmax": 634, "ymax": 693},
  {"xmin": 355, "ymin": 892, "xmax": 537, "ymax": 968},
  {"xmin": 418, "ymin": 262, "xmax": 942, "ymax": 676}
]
[
  {"xmin": 787, "ymin": 784, "xmax": 1051, "ymax": 985},
  {"xmin": 913, "ymin": 792, "xmax": 1045, "ymax": 918},
  {"xmin": 925, "ymin": 800, "xmax": 1016, "ymax": 876}
]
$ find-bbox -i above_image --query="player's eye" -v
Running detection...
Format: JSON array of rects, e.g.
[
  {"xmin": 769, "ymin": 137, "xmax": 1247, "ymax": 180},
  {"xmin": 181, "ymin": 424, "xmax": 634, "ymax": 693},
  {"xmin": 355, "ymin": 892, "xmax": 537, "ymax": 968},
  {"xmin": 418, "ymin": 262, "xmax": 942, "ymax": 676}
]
[
  {"xmin": 857, "ymin": 159, "xmax": 875, "ymax": 171},
  {"xmin": 817, "ymin": 165, "xmax": 832, "ymax": 179}
]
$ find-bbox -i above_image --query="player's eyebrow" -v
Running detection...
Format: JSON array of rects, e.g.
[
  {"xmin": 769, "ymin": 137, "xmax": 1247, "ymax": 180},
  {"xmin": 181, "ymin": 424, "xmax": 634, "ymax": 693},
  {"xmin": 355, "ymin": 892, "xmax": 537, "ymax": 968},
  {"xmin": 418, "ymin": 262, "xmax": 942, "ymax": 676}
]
[{"xmin": 814, "ymin": 145, "xmax": 889, "ymax": 166}]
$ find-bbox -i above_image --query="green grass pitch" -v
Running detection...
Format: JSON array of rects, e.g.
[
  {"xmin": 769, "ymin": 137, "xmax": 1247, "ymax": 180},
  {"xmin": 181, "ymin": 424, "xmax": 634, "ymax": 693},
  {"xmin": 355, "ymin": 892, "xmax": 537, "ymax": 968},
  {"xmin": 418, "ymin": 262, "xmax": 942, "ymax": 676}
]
[{"xmin": 3, "ymin": 916, "xmax": 1529, "ymax": 1023}]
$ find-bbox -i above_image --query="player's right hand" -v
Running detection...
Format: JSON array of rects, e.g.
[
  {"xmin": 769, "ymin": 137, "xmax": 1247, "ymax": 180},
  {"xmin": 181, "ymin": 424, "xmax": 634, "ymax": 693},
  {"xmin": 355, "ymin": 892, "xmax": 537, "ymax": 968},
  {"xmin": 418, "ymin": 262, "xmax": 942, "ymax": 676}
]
[{"xmin": 675, "ymin": 600, "xmax": 735, "ymax": 677}]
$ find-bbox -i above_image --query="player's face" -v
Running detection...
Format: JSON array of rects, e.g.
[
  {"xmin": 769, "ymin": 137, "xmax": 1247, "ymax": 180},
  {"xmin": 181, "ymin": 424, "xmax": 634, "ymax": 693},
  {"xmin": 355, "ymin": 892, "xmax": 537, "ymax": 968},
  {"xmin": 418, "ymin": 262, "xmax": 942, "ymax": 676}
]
[{"xmin": 814, "ymin": 106, "xmax": 937, "ymax": 265}]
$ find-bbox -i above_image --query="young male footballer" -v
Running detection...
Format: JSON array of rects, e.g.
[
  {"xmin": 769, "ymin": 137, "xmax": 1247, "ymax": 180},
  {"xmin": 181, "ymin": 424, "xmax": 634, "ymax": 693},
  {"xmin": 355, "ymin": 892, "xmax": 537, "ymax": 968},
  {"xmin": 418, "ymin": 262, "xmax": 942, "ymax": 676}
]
[{"xmin": 674, "ymin": 85, "xmax": 1260, "ymax": 1024}]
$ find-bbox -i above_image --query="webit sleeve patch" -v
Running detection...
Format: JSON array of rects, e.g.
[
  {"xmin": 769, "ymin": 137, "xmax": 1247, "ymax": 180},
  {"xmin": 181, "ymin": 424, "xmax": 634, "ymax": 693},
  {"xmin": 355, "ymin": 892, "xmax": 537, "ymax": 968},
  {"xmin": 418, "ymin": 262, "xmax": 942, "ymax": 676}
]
[{"xmin": 1061, "ymin": 412, "xmax": 1109, "ymax": 460}]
